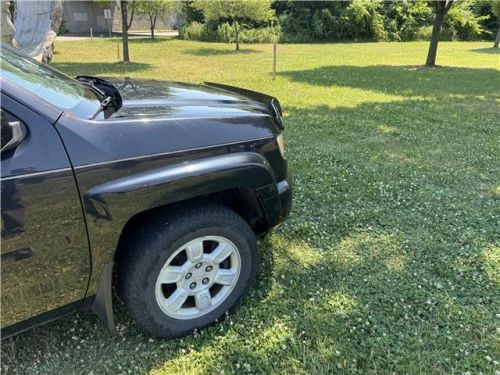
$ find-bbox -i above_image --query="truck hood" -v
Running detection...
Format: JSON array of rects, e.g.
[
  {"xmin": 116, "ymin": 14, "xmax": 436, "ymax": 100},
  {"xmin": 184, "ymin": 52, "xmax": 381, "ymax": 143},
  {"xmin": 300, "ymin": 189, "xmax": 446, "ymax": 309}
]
[
  {"xmin": 104, "ymin": 78, "xmax": 281, "ymax": 123},
  {"xmin": 56, "ymin": 78, "xmax": 284, "ymax": 166}
]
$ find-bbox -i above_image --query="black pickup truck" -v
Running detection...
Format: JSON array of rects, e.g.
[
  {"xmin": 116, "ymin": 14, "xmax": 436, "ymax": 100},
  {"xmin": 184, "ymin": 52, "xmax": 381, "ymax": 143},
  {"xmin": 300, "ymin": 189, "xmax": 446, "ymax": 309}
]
[{"xmin": 0, "ymin": 46, "xmax": 291, "ymax": 338}]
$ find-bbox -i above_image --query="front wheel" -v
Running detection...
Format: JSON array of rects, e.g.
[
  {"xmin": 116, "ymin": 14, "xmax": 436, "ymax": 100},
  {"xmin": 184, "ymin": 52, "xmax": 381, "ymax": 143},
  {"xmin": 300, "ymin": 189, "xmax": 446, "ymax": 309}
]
[{"xmin": 117, "ymin": 203, "xmax": 258, "ymax": 338}]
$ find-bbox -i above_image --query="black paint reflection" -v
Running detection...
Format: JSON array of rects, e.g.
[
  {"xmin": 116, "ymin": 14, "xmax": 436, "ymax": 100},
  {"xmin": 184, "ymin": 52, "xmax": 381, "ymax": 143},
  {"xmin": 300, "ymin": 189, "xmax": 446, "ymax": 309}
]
[{"xmin": 1, "ymin": 179, "xmax": 25, "ymax": 237}]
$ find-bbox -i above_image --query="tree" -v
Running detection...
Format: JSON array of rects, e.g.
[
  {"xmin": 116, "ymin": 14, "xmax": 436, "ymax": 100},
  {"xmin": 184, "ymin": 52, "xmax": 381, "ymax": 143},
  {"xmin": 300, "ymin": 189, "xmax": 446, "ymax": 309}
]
[
  {"xmin": 136, "ymin": 0, "xmax": 177, "ymax": 39},
  {"xmin": 96, "ymin": 0, "xmax": 134, "ymax": 62},
  {"xmin": 120, "ymin": 1, "xmax": 131, "ymax": 62},
  {"xmin": 425, "ymin": 0, "xmax": 456, "ymax": 67},
  {"xmin": 117, "ymin": 0, "xmax": 138, "ymax": 63},
  {"xmin": 493, "ymin": 0, "xmax": 500, "ymax": 47},
  {"xmin": 192, "ymin": 0, "xmax": 274, "ymax": 50},
  {"xmin": 95, "ymin": 0, "xmax": 135, "ymax": 62}
]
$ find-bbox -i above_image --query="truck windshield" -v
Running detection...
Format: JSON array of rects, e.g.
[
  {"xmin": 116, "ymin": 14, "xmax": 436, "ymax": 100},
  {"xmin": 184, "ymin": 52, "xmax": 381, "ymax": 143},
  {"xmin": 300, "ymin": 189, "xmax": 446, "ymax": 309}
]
[{"xmin": 0, "ymin": 47, "xmax": 100, "ymax": 116}]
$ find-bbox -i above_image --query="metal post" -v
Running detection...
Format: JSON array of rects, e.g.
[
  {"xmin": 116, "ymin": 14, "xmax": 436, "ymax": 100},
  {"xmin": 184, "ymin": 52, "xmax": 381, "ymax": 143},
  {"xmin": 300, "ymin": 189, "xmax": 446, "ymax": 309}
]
[
  {"xmin": 272, "ymin": 41, "xmax": 277, "ymax": 80},
  {"xmin": 90, "ymin": 27, "xmax": 93, "ymax": 42},
  {"xmin": 106, "ymin": 18, "xmax": 112, "ymax": 38}
]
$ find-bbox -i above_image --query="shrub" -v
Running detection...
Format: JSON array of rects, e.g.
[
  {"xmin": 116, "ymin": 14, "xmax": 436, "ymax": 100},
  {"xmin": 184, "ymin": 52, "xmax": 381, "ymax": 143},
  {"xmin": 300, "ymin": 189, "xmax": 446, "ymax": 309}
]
[
  {"xmin": 180, "ymin": 0, "xmax": 492, "ymax": 44},
  {"xmin": 471, "ymin": 0, "xmax": 499, "ymax": 39},
  {"xmin": 444, "ymin": 3, "xmax": 486, "ymax": 40},
  {"xmin": 415, "ymin": 26, "xmax": 434, "ymax": 41},
  {"xmin": 311, "ymin": 9, "xmax": 336, "ymax": 40},
  {"xmin": 179, "ymin": 22, "xmax": 204, "ymax": 41},
  {"xmin": 344, "ymin": 0, "xmax": 388, "ymax": 41},
  {"xmin": 179, "ymin": 22, "xmax": 281, "ymax": 44},
  {"xmin": 382, "ymin": 0, "xmax": 433, "ymax": 41}
]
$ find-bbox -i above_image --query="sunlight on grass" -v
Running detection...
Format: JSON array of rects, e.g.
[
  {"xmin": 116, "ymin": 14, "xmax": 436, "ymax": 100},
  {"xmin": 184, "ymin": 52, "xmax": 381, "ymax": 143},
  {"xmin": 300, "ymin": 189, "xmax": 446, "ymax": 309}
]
[
  {"xmin": 377, "ymin": 124, "xmax": 399, "ymax": 134},
  {"xmin": 383, "ymin": 151, "xmax": 414, "ymax": 164},
  {"xmin": 479, "ymin": 245, "xmax": 500, "ymax": 285},
  {"xmin": 330, "ymin": 231, "xmax": 406, "ymax": 272},
  {"xmin": 494, "ymin": 185, "xmax": 500, "ymax": 197},
  {"xmin": 325, "ymin": 291, "xmax": 357, "ymax": 313},
  {"xmin": 251, "ymin": 321, "xmax": 294, "ymax": 353},
  {"xmin": 271, "ymin": 234, "xmax": 323, "ymax": 268},
  {"xmin": 149, "ymin": 346, "xmax": 219, "ymax": 375}
]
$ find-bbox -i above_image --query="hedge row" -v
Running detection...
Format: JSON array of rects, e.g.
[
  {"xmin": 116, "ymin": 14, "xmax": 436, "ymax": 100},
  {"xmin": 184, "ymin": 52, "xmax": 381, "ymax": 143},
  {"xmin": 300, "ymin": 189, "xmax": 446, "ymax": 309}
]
[{"xmin": 179, "ymin": 0, "xmax": 497, "ymax": 44}]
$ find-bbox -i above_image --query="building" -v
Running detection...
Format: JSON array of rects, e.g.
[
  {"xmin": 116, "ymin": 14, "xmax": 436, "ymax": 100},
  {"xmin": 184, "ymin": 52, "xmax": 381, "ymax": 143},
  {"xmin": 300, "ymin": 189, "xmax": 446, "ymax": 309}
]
[
  {"xmin": 61, "ymin": 1, "xmax": 182, "ymax": 36},
  {"xmin": 61, "ymin": 1, "xmax": 114, "ymax": 35}
]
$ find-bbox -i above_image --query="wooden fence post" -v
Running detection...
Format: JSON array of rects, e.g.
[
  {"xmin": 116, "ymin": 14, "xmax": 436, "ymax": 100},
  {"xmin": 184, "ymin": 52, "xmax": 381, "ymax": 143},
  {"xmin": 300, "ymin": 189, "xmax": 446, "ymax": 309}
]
[{"xmin": 272, "ymin": 41, "xmax": 277, "ymax": 80}]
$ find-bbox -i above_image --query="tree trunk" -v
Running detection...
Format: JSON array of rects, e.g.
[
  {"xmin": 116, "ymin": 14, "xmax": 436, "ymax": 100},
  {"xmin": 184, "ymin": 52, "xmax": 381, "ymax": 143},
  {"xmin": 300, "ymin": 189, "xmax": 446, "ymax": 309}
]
[
  {"xmin": 121, "ymin": 1, "xmax": 130, "ymax": 63},
  {"xmin": 425, "ymin": 6, "xmax": 444, "ymax": 67},
  {"xmin": 235, "ymin": 22, "xmax": 240, "ymax": 51},
  {"xmin": 127, "ymin": 2, "xmax": 135, "ymax": 31},
  {"xmin": 150, "ymin": 14, "xmax": 156, "ymax": 40},
  {"xmin": 494, "ymin": 25, "xmax": 500, "ymax": 48}
]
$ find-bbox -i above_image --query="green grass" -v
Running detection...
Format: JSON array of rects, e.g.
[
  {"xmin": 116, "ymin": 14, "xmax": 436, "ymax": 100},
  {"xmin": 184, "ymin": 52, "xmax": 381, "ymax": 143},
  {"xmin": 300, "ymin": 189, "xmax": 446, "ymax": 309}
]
[{"xmin": 2, "ymin": 38, "xmax": 499, "ymax": 374}]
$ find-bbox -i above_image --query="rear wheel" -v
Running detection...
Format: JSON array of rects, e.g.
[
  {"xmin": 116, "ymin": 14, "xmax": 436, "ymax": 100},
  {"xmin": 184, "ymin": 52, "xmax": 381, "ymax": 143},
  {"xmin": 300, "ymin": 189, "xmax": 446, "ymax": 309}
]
[{"xmin": 118, "ymin": 203, "xmax": 258, "ymax": 338}]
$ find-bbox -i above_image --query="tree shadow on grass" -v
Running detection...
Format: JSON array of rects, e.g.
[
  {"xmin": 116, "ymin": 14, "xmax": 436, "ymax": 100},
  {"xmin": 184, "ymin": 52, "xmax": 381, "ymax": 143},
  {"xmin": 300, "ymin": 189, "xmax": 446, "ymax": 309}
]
[
  {"xmin": 51, "ymin": 62, "xmax": 152, "ymax": 77},
  {"xmin": 280, "ymin": 65, "xmax": 500, "ymax": 101},
  {"xmin": 470, "ymin": 47, "xmax": 500, "ymax": 54},
  {"xmin": 127, "ymin": 36, "xmax": 177, "ymax": 44},
  {"xmin": 183, "ymin": 47, "xmax": 262, "ymax": 56}
]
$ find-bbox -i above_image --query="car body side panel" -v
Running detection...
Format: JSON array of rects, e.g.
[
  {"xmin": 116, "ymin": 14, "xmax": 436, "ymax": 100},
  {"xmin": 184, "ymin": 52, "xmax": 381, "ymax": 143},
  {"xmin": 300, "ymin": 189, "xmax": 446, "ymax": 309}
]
[
  {"xmin": 73, "ymin": 141, "xmax": 280, "ymax": 297},
  {"xmin": 0, "ymin": 94, "xmax": 90, "ymax": 329}
]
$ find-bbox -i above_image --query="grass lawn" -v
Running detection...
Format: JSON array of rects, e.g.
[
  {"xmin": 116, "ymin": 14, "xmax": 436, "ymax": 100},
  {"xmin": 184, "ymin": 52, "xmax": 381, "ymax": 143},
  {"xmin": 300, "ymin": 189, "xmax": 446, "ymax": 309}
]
[{"xmin": 2, "ymin": 39, "xmax": 499, "ymax": 374}]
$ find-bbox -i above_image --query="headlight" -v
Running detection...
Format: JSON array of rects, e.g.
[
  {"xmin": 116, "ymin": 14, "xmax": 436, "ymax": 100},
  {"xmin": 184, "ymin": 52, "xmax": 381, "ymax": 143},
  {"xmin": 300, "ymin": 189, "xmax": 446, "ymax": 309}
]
[{"xmin": 277, "ymin": 132, "xmax": 285, "ymax": 158}]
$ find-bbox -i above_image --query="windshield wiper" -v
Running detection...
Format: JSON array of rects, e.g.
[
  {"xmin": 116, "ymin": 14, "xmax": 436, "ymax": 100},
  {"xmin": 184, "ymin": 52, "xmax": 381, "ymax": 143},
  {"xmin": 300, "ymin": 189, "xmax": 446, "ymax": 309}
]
[
  {"xmin": 89, "ymin": 96, "xmax": 113, "ymax": 120},
  {"xmin": 78, "ymin": 78, "xmax": 106, "ymax": 99}
]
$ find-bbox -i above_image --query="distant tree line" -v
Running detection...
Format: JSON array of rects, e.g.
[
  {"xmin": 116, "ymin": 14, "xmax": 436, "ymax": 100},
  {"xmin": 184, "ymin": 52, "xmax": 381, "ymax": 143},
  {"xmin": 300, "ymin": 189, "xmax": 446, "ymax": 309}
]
[{"xmin": 180, "ymin": 0, "xmax": 499, "ymax": 44}]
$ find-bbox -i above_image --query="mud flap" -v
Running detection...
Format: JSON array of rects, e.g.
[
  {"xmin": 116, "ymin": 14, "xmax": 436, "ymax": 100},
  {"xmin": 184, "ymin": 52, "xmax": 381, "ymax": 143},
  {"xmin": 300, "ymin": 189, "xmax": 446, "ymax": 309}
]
[{"xmin": 91, "ymin": 262, "xmax": 117, "ymax": 335}]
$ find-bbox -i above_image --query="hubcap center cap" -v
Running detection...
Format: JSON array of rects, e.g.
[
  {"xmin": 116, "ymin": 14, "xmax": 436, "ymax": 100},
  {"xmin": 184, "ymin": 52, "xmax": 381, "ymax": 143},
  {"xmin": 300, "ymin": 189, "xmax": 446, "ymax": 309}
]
[{"xmin": 180, "ymin": 261, "xmax": 217, "ymax": 291}]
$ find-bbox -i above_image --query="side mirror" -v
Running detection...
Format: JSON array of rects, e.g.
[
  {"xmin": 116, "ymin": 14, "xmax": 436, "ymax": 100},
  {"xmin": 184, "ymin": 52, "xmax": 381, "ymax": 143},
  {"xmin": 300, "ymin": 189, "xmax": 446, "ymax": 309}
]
[{"xmin": 1, "ymin": 121, "xmax": 27, "ymax": 153}]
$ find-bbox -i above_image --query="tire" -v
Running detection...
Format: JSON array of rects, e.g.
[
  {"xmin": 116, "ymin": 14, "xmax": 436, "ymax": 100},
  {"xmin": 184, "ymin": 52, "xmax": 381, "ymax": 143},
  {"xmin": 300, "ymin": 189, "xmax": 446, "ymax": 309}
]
[{"xmin": 117, "ymin": 203, "xmax": 258, "ymax": 338}]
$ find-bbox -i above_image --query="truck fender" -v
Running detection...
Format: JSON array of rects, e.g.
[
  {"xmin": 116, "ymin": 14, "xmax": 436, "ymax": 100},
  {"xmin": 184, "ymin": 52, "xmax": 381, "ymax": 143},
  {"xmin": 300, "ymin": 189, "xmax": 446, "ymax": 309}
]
[{"xmin": 84, "ymin": 152, "xmax": 278, "ymax": 319}]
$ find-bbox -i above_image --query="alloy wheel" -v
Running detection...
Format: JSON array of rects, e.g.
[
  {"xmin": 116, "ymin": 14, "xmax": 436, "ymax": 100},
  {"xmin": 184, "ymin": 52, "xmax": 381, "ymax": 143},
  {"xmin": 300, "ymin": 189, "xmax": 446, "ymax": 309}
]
[{"xmin": 155, "ymin": 236, "xmax": 241, "ymax": 319}]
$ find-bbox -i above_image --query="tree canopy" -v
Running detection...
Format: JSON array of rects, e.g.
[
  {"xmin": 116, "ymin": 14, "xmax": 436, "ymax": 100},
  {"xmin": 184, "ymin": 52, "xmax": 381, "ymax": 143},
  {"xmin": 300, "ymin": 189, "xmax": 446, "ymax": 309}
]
[
  {"xmin": 136, "ymin": 0, "xmax": 178, "ymax": 39},
  {"xmin": 193, "ymin": 0, "xmax": 273, "ymax": 23},
  {"xmin": 192, "ymin": 0, "xmax": 274, "ymax": 49}
]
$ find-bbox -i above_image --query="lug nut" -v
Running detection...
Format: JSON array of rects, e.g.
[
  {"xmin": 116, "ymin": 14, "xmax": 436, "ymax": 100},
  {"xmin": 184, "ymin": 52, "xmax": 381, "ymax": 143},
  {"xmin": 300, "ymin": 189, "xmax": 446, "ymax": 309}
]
[
  {"xmin": 195, "ymin": 263, "xmax": 203, "ymax": 269},
  {"xmin": 202, "ymin": 278, "xmax": 210, "ymax": 285},
  {"xmin": 185, "ymin": 273, "xmax": 192, "ymax": 280},
  {"xmin": 189, "ymin": 282, "xmax": 197, "ymax": 290},
  {"xmin": 205, "ymin": 265, "xmax": 213, "ymax": 272}
]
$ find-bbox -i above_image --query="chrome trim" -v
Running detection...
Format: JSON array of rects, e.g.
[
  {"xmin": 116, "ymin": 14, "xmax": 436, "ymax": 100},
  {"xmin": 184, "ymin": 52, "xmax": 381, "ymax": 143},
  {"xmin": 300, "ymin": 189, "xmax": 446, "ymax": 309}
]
[{"xmin": 1, "ymin": 167, "xmax": 73, "ymax": 181}]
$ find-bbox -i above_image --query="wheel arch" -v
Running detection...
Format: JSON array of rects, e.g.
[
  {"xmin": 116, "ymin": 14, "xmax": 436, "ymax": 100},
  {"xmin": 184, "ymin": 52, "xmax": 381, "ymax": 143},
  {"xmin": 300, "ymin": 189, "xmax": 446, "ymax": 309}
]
[
  {"xmin": 113, "ymin": 187, "xmax": 268, "ymax": 265},
  {"xmin": 84, "ymin": 152, "xmax": 278, "ymax": 300}
]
